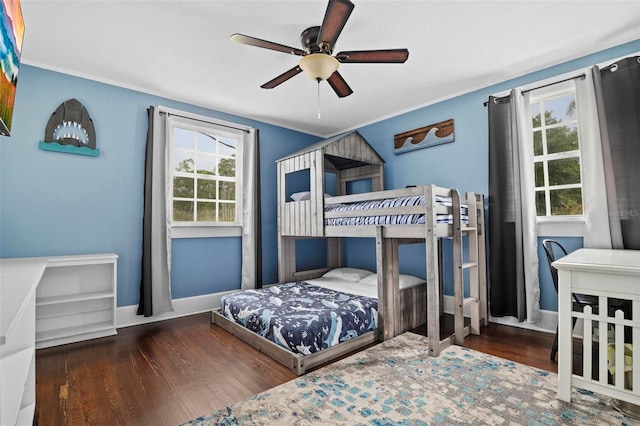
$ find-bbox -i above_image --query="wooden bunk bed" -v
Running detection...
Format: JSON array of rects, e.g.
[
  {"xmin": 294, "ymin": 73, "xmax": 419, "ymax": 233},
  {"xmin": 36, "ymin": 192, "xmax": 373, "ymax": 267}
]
[{"xmin": 212, "ymin": 131, "xmax": 487, "ymax": 374}]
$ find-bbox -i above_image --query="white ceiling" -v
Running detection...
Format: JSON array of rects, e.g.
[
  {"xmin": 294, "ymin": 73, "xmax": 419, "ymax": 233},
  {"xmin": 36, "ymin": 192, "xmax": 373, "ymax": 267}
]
[{"xmin": 19, "ymin": 1, "xmax": 640, "ymax": 137}]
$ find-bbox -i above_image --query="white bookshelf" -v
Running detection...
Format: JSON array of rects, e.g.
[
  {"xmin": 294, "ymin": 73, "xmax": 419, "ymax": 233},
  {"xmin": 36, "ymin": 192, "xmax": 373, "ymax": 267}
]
[{"xmin": 35, "ymin": 254, "xmax": 118, "ymax": 349}]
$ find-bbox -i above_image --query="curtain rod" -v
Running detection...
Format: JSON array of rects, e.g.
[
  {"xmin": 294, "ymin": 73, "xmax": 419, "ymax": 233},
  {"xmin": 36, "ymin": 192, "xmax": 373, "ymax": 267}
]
[
  {"xmin": 483, "ymin": 73, "xmax": 586, "ymax": 107},
  {"xmin": 521, "ymin": 73, "xmax": 586, "ymax": 95},
  {"xmin": 158, "ymin": 110, "xmax": 251, "ymax": 133}
]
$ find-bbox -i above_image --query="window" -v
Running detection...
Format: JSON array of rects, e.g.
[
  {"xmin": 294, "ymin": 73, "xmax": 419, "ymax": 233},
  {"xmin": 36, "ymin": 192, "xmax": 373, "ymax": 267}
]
[
  {"xmin": 529, "ymin": 83, "xmax": 583, "ymax": 219},
  {"xmin": 167, "ymin": 114, "xmax": 245, "ymax": 237}
]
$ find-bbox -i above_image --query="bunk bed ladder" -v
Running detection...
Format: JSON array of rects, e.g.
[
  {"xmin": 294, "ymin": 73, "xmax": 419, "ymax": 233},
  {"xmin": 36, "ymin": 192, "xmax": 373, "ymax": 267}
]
[{"xmin": 452, "ymin": 191, "xmax": 483, "ymax": 345}]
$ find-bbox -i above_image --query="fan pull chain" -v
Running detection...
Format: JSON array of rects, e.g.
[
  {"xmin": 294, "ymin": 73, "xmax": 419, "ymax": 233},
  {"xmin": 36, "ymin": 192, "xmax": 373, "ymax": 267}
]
[{"xmin": 317, "ymin": 80, "xmax": 321, "ymax": 119}]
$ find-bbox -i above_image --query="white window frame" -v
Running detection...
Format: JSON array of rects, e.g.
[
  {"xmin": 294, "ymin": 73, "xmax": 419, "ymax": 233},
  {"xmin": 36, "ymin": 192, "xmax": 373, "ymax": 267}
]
[
  {"xmin": 164, "ymin": 110, "xmax": 246, "ymax": 239},
  {"xmin": 526, "ymin": 80, "xmax": 585, "ymax": 237}
]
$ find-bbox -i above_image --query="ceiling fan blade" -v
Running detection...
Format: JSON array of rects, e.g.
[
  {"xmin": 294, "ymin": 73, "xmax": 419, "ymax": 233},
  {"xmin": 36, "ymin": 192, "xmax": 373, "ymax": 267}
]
[
  {"xmin": 335, "ymin": 49, "xmax": 409, "ymax": 63},
  {"xmin": 327, "ymin": 71, "xmax": 353, "ymax": 98},
  {"xmin": 317, "ymin": 0, "xmax": 354, "ymax": 52},
  {"xmin": 261, "ymin": 66, "xmax": 303, "ymax": 89},
  {"xmin": 230, "ymin": 33, "xmax": 306, "ymax": 56}
]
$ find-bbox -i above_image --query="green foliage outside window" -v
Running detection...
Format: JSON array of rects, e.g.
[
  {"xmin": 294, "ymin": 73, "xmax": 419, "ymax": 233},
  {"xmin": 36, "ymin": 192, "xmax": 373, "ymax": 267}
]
[
  {"xmin": 172, "ymin": 128, "xmax": 238, "ymax": 223},
  {"xmin": 532, "ymin": 97, "xmax": 583, "ymax": 217}
]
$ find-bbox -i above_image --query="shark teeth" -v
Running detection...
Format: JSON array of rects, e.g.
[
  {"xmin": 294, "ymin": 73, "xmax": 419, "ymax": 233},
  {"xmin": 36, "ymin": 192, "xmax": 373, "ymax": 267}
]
[{"xmin": 53, "ymin": 121, "xmax": 90, "ymax": 143}]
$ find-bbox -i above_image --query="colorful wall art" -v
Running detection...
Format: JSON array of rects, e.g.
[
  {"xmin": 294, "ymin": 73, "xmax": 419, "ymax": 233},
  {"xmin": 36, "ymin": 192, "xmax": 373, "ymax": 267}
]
[
  {"xmin": 393, "ymin": 119, "xmax": 454, "ymax": 154},
  {"xmin": 0, "ymin": 0, "xmax": 24, "ymax": 136}
]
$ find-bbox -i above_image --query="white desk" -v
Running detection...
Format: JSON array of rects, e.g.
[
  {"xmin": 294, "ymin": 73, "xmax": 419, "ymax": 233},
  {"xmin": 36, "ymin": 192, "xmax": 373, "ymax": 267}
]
[
  {"xmin": 0, "ymin": 258, "xmax": 47, "ymax": 426},
  {"xmin": 554, "ymin": 248, "xmax": 640, "ymax": 404}
]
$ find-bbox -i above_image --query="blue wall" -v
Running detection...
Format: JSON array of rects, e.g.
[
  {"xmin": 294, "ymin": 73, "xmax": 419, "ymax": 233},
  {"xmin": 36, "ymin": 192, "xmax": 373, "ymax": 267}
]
[
  {"xmin": 343, "ymin": 40, "xmax": 639, "ymax": 310},
  {"xmin": 0, "ymin": 65, "xmax": 319, "ymax": 307},
  {"xmin": 1, "ymin": 40, "xmax": 637, "ymax": 312}
]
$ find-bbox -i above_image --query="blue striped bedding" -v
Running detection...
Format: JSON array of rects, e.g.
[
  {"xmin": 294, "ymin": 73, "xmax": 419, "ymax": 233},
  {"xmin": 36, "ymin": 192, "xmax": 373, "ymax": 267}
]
[
  {"xmin": 324, "ymin": 194, "xmax": 468, "ymax": 226},
  {"xmin": 220, "ymin": 282, "xmax": 377, "ymax": 355}
]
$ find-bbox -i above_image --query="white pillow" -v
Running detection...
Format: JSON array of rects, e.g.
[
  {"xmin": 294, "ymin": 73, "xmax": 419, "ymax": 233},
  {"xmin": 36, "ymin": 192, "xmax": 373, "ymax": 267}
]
[
  {"xmin": 290, "ymin": 192, "xmax": 333, "ymax": 202},
  {"xmin": 322, "ymin": 267, "xmax": 374, "ymax": 283},
  {"xmin": 399, "ymin": 274, "xmax": 425, "ymax": 289},
  {"xmin": 290, "ymin": 191, "xmax": 311, "ymax": 201},
  {"xmin": 358, "ymin": 273, "xmax": 425, "ymax": 289}
]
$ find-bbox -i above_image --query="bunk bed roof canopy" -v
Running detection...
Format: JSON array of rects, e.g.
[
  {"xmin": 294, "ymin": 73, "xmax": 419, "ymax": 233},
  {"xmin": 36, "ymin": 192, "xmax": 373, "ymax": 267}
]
[{"xmin": 277, "ymin": 131, "xmax": 384, "ymax": 171}]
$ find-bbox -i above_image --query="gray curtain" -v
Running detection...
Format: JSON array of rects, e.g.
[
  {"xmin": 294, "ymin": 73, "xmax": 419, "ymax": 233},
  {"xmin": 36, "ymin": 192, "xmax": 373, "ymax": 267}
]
[
  {"xmin": 138, "ymin": 106, "xmax": 174, "ymax": 317},
  {"xmin": 487, "ymin": 93, "xmax": 527, "ymax": 320},
  {"xmin": 594, "ymin": 56, "xmax": 640, "ymax": 249},
  {"xmin": 255, "ymin": 133, "xmax": 263, "ymax": 288}
]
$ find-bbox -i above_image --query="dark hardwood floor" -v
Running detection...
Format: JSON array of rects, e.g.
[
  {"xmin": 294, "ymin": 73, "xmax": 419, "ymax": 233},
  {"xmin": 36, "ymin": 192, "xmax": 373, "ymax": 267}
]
[{"xmin": 35, "ymin": 313, "xmax": 557, "ymax": 425}]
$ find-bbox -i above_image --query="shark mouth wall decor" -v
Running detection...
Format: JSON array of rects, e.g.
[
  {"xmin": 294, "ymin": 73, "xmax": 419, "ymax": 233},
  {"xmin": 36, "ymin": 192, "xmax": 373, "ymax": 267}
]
[{"xmin": 39, "ymin": 98, "xmax": 99, "ymax": 156}]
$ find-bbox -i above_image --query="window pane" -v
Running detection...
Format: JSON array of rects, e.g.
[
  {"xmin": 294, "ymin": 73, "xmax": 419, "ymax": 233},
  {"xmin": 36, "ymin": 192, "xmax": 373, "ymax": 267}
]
[
  {"xmin": 545, "ymin": 94, "xmax": 576, "ymax": 124},
  {"xmin": 197, "ymin": 202, "xmax": 216, "ymax": 221},
  {"xmin": 173, "ymin": 201, "xmax": 194, "ymax": 221},
  {"xmin": 535, "ymin": 162, "xmax": 544, "ymax": 187},
  {"xmin": 218, "ymin": 157, "xmax": 236, "ymax": 177},
  {"xmin": 174, "ymin": 128, "xmax": 194, "ymax": 150},
  {"xmin": 196, "ymin": 153, "xmax": 216, "ymax": 175},
  {"xmin": 219, "ymin": 203, "xmax": 235, "ymax": 222},
  {"xmin": 219, "ymin": 181, "xmax": 236, "ymax": 200},
  {"xmin": 548, "ymin": 157, "xmax": 581, "ymax": 186},
  {"xmin": 197, "ymin": 179, "xmax": 216, "ymax": 199},
  {"xmin": 536, "ymin": 191, "xmax": 546, "ymax": 216},
  {"xmin": 173, "ymin": 152, "xmax": 194, "ymax": 173},
  {"xmin": 218, "ymin": 136, "xmax": 237, "ymax": 156},
  {"xmin": 550, "ymin": 188, "xmax": 582, "ymax": 216},
  {"xmin": 197, "ymin": 132, "xmax": 216, "ymax": 154},
  {"xmin": 531, "ymin": 103, "xmax": 541, "ymax": 128},
  {"xmin": 547, "ymin": 124, "xmax": 578, "ymax": 154},
  {"xmin": 533, "ymin": 130, "xmax": 543, "ymax": 156},
  {"xmin": 173, "ymin": 177, "xmax": 194, "ymax": 198}
]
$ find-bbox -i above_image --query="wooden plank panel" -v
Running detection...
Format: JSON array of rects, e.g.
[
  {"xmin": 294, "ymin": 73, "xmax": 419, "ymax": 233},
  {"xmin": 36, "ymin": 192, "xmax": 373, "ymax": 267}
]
[
  {"xmin": 312, "ymin": 150, "xmax": 324, "ymax": 236},
  {"xmin": 399, "ymin": 284, "xmax": 427, "ymax": 331},
  {"xmin": 327, "ymin": 238, "xmax": 342, "ymax": 269},
  {"xmin": 376, "ymin": 226, "xmax": 400, "ymax": 341},
  {"xmin": 293, "ymin": 267, "xmax": 330, "ymax": 282},
  {"xmin": 292, "ymin": 200, "xmax": 299, "ymax": 235}
]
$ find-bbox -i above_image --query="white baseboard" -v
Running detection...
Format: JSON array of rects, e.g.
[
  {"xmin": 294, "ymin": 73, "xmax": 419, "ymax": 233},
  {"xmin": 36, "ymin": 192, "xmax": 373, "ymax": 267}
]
[
  {"xmin": 116, "ymin": 290, "xmax": 234, "ymax": 328},
  {"xmin": 442, "ymin": 295, "xmax": 557, "ymax": 335},
  {"xmin": 488, "ymin": 312, "xmax": 557, "ymax": 335},
  {"xmin": 117, "ymin": 291, "xmax": 559, "ymax": 336}
]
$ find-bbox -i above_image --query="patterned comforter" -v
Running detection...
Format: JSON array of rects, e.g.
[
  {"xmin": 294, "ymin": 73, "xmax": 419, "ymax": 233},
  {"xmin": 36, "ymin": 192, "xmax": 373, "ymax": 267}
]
[
  {"xmin": 324, "ymin": 194, "xmax": 469, "ymax": 226},
  {"xmin": 220, "ymin": 282, "xmax": 377, "ymax": 355}
]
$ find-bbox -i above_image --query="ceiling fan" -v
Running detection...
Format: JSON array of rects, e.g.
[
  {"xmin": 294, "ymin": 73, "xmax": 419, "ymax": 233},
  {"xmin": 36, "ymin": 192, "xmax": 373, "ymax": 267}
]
[{"xmin": 230, "ymin": 0, "xmax": 409, "ymax": 98}]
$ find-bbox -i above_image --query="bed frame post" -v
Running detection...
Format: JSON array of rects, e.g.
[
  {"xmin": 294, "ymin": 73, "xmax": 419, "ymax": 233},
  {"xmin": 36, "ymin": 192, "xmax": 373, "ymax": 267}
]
[
  {"xmin": 424, "ymin": 185, "xmax": 441, "ymax": 356},
  {"xmin": 327, "ymin": 237, "xmax": 342, "ymax": 270},
  {"xmin": 476, "ymin": 194, "xmax": 488, "ymax": 326},
  {"xmin": 452, "ymin": 190, "xmax": 465, "ymax": 345}
]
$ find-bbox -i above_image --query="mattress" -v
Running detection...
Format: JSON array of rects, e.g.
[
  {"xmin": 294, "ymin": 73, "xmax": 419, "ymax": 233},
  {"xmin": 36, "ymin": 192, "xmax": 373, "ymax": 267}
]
[
  {"xmin": 220, "ymin": 282, "xmax": 377, "ymax": 355},
  {"xmin": 324, "ymin": 194, "xmax": 469, "ymax": 226}
]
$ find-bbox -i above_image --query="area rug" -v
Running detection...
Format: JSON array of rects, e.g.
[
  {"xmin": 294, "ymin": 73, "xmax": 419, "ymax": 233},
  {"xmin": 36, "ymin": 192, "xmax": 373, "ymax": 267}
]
[{"xmin": 182, "ymin": 333, "xmax": 636, "ymax": 425}]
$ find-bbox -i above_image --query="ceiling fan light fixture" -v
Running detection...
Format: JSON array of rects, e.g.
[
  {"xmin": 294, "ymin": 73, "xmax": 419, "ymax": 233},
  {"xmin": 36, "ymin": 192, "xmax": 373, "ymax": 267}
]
[{"xmin": 299, "ymin": 53, "xmax": 339, "ymax": 81}]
